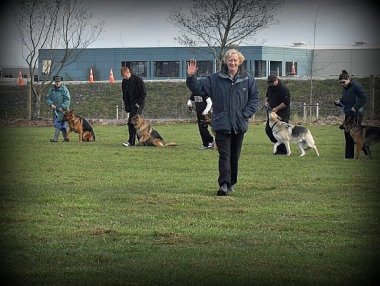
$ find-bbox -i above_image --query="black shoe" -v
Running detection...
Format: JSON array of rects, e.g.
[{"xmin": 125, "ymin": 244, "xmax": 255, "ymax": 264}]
[
  {"xmin": 50, "ymin": 139, "xmax": 58, "ymax": 143},
  {"xmin": 63, "ymin": 138, "xmax": 69, "ymax": 142},
  {"xmin": 217, "ymin": 184, "xmax": 228, "ymax": 196}
]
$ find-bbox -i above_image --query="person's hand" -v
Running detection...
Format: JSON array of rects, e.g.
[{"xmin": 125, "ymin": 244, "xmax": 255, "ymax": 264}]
[
  {"xmin": 264, "ymin": 101, "xmax": 269, "ymax": 108},
  {"xmin": 50, "ymin": 104, "xmax": 56, "ymax": 110},
  {"xmin": 187, "ymin": 59, "xmax": 198, "ymax": 76},
  {"xmin": 334, "ymin": 99, "xmax": 340, "ymax": 105}
]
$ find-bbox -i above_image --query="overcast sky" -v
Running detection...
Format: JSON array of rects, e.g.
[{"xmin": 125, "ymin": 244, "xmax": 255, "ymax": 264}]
[{"xmin": 1, "ymin": 0, "xmax": 379, "ymax": 67}]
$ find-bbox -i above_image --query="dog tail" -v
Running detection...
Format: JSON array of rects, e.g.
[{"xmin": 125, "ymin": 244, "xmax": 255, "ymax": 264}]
[{"xmin": 164, "ymin": 142, "xmax": 177, "ymax": 146}]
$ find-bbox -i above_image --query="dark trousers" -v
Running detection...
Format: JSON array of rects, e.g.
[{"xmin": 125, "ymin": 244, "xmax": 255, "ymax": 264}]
[
  {"xmin": 127, "ymin": 110, "xmax": 140, "ymax": 145},
  {"xmin": 215, "ymin": 132, "xmax": 244, "ymax": 187},
  {"xmin": 265, "ymin": 120, "xmax": 287, "ymax": 154},
  {"xmin": 197, "ymin": 116, "xmax": 214, "ymax": 147},
  {"xmin": 344, "ymin": 114, "xmax": 363, "ymax": 159}
]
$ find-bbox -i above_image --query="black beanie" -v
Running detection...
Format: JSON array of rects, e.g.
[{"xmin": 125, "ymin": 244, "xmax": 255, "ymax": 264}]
[{"xmin": 338, "ymin": 70, "xmax": 349, "ymax": 80}]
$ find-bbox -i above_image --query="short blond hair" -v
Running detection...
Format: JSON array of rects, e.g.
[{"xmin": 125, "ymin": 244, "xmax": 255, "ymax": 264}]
[{"xmin": 223, "ymin": 49, "xmax": 245, "ymax": 65}]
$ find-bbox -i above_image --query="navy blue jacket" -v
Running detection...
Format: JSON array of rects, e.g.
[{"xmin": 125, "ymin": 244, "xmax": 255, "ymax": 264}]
[
  {"xmin": 338, "ymin": 81, "xmax": 367, "ymax": 115},
  {"xmin": 186, "ymin": 66, "xmax": 259, "ymax": 134}
]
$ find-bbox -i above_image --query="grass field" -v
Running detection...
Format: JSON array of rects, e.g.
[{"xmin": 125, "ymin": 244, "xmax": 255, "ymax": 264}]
[{"xmin": 1, "ymin": 123, "xmax": 379, "ymax": 285}]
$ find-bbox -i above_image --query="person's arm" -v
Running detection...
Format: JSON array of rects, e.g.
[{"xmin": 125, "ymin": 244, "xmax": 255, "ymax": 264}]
[
  {"xmin": 202, "ymin": 97, "xmax": 212, "ymax": 115},
  {"xmin": 273, "ymin": 85, "xmax": 290, "ymax": 113},
  {"xmin": 352, "ymin": 83, "xmax": 367, "ymax": 112},
  {"xmin": 46, "ymin": 88, "xmax": 54, "ymax": 107},
  {"xmin": 242, "ymin": 77, "xmax": 259, "ymax": 118},
  {"xmin": 61, "ymin": 86, "xmax": 70, "ymax": 110}
]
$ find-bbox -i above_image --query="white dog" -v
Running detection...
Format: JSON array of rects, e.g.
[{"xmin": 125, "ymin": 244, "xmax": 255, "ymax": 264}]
[{"xmin": 268, "ymin": 112, "xmax": 320, "ymax": 156}]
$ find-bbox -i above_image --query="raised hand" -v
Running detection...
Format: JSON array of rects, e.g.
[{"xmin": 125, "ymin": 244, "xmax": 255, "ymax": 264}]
[{"xmin": 187, "ymin": 59, "xmax": 198, "ymax": 76}]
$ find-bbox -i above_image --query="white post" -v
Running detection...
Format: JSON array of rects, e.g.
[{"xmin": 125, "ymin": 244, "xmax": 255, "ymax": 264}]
[
  {"xmin": 316, "ymin": 103, "xmax": 319, "ymax": 119},
  {"xmin": 303, "ymin": 102, "xmax": 307, "ymax": 121},
  {"xmin": 116, "ymin": 105, "xmax": 119, "ymax": 120}
]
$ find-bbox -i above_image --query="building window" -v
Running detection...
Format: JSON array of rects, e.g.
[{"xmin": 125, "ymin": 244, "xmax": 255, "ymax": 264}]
[
  {"xmin": 269, "ymin": 61, "xmax": 282, "ymax": 76},
  {"xmin": 154, "ymin": 61, "xmax": 179, "ymax": 77},
  {"xmin": 254, "ymin": 60, "xmax": 266, "ymax": 78},
  {"xmin": 286, "ymin": 62, "xmax": 297, "ymax": 76},
  {"xmin": 42, "ymin": 60, "xmax": 52, "ymax": 75},
  {"xmin": 121, "ymin": 61, "xmax": 147, "ymax": 77}
]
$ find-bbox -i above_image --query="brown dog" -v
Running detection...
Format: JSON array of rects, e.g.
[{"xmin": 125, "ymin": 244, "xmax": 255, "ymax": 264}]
[
  {"xmin": 340, "ymin": 116, "xmax": 380, "ymax": 159},
  {"xmin": 64, "ymin": 110, "xmax": 95, "ymax": 142},
  {"xmin": 130, "ymin": 114, "xmax": 176, "ymax": 146}
]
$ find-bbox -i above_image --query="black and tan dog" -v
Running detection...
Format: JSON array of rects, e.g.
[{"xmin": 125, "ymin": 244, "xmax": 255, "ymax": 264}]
[
  {"xmin": 64, "ymin": 110, "xmax": 95, "ymax": 142},
  {"xmin": 130, "ymin": 114, "xmax": 176, "ymax": 146},
  {"xmin": 340, "ymin": 116, "xmax": 380, "ymax": 159}
]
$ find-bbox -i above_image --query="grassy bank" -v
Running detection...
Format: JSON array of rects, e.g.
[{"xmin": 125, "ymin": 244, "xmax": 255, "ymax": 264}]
[{"xmin": 1, "ymin": 77, "xmax": 379, "ymax": 121}]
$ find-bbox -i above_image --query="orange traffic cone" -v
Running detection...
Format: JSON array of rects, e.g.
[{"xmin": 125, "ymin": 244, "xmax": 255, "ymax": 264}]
[
  {"xmin": 17, "ymin": 70, "xmax": 25, "ymax": 86},
  {"xmin": 290, "ymin": 62, "xmax": 296, "ymax": 75},
  {"xmin": 89, "ymin": 68, "xmax": 94, "ymax": 83},
  {"xmin": 109, "ymin": 68, "xmax": 115, "ymax": 83}
]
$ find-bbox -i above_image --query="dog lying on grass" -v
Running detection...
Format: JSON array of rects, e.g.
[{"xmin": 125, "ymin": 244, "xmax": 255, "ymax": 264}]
[
  {"xmin": 63, "ymin": 110, "xmax": 95, "ymax": 142},
  {"xmin": 340, "ymin": 116, "xmax": 380, "ymax": 159},
  {"xmin": 268, "ymin": 111, "xmax": 319, "ymax": 156},
  {"xmin": 130, "ymin": 114, "xmax": 177, "ymax": 147}
]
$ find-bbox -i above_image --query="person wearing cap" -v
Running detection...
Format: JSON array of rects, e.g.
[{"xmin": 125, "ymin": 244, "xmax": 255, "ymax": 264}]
[
  {"xmin": 186, "ymin": 92, "xmax": 215, "ymax": 149},
  {"xmin": 46, "ymin": 75, "xmax": 71, "ymax": 142},
  {"xmin": 121, "ymin": 66, "xmax": 147, "ymax": 147},
  {"xmin": 334, "ymin": 69, "xmax": 367, "ymax": 159},
  {"xmin": 264, "ymin": 74, "xmax": 291, "ymax": 155}
]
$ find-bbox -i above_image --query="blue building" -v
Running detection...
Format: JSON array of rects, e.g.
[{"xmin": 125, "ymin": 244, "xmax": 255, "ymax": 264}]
[{"xmin": 38, "ymin": 45, "xmax": 379, "ymax": 81}]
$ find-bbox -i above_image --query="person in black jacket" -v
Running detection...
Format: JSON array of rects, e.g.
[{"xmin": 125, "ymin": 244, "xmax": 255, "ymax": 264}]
[
  {"xmin": 186, "ymin": 49, "xmax": 259, "ymax": 196},
  {"xmin": 187, "ymin": 92, "xmax": 215, "ymax": 149},
  {"xmin": 264, "ymin": 74, "xmax": 291, "ymax": 155},
  {"xmin": 334, "ymin": 69, "xmax": 367, "ymax": 159},
  {"xmin": 121, "ymin": 66, "xmax": 147, "ymax": 146}
]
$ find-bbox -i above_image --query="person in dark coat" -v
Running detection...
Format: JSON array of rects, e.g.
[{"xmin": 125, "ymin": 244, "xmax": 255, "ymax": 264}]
[
  {"xmin": 121, "ymin": 66, "xmax": 147, "ymax": 146},
  {"xmin": 334, "ymin": 69, "xmax": 367, "ymax": 159},
  {"xmin": 187, "ymin": 92, "xmax": 214, "ymax": 149},
  {"xmin": 186, "ymin": 49, "xmax": 259, "ymax": 196},
  {"xmin": 264, "ymin": 74, "xmax": 291, "ymax": 155}
]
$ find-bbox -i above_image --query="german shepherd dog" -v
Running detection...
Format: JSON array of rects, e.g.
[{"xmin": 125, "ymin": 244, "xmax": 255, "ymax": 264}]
[
  {"xmin": 130, "ymin": 114, "xmax": 177, "ymax": 147},
  {"xmin": 268, "ymin": 112, "xmax": 319, "ymax": 156},
  {"xmin": 63, "ymin": 110, "xmax": 95, "ymax": 142},
  {"xmin": 340, "ymin": 116, "xmax": 380, "ymax": 159}
]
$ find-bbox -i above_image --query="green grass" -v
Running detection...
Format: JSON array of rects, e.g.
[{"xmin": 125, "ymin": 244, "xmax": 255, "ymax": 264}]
[{"xmin": 1, "ymin": 123, "xmax": 380, "ymax": 285}]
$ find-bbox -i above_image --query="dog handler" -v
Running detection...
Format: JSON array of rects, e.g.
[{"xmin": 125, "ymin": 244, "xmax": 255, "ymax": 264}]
[
  {"xmin": 187, "ymin": 92, "xmax": 215, "ymax": 149},
  {"xmin": 264, "ymin": 74, "xmax": 291, "ymax": 155},
  {"xmin": 46, "ymin": 75, "xmax": 71, "ymax": 142},
  {"xmin": 186, "ymin": 49, "xmax": 259, "ymax": 196},
  {"xmin": 121, "ymin": 66, "xmax": 147, "ymax": 146},
  {"xmin": 334, "ymin": 69, "xmax": 367, "ymax": 159}
]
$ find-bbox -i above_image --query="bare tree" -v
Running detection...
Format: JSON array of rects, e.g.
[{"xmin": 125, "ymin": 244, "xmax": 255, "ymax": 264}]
[
  {"xmin": 168, "ymin": 0, "xmax": 283, "ymax": 70},
  {"xmin": 14, "ymin": 0, "xmax": 103, "ymax": 120}
]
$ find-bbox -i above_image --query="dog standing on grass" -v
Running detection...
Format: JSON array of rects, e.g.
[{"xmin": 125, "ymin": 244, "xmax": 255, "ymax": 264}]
[
  {"xmin": 130, "ymin": 114, "xmax": 176, "ymax": 147},
  {"xmin": 64, "ymin": 110, "xmax": 95, "ymax": 142},
  {"xmin": 340, "ymin": 116, "xmax": 380, "ymax": 159},
  {"xmin": 268, "ymin": 112, "xmax": 319, "ymax": 156}
]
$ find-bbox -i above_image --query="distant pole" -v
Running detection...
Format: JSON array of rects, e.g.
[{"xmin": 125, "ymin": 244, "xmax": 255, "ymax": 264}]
[{"xmin": 27, "ymin": 80, "xmax": 31, "ymax": 120}]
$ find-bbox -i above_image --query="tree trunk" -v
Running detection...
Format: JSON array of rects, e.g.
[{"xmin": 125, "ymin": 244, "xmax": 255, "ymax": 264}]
[{"xmin": 32, "ymin": 90, "xmax": 41, "ymax": 120}]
